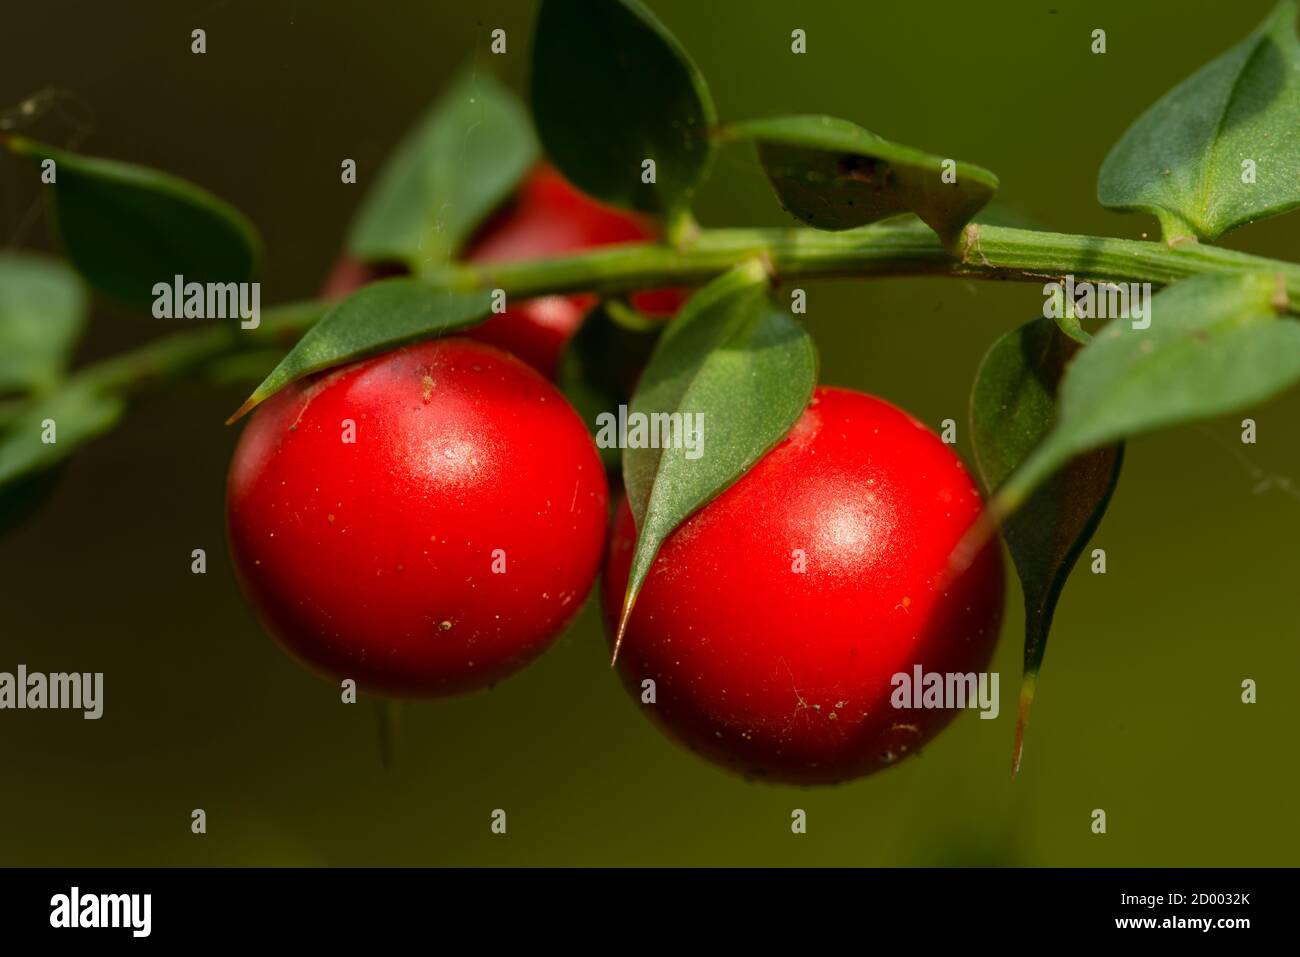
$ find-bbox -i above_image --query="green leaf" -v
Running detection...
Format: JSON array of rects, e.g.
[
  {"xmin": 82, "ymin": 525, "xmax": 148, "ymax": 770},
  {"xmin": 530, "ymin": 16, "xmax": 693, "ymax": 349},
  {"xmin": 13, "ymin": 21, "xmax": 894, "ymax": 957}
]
[
  {"xmin": 346, "ymin": 69, "xmax": 537, "ymax": 272},
  {"xmin": 5, "ymin": 136, "xmax": 261, "ymax": 308},
  {"xmin": 614, "ymin": 260, "xmax": 817, "ymax": 655},
  {"xmin": 531, "ymin": 0, "xmax": 716, "ymax": 220},
  {"xmin": 970, "ymin": 317, "xmax": 1123, "ymax": 775},
  {"xmin": 989, "ymin": 272, "xmax": 1300, "ymax": 523},
  {"xmin": 230, "ymin": 279, "xmax": 492, "ymax": 421},
  {"xmin": 0, "ymin": 381, "xmax": 125, "ymax": 533},
  {"xmin": 0, "ymin": 381, "xmax": 125, "ymax": 488},
  {"xmin": 1098, "ymin": 0, "xmax": 1300, "ymax": 242},
  {"xmin": 0, "ymin": 252, "xmax": 88, "ymax": 394},
  {"xmin": 725, "ymin": 115, "xmax": 999, "ymax": 249},
  {"xmin": 558, "ymin": 301, "xmax": 665, "ymax": 472}
]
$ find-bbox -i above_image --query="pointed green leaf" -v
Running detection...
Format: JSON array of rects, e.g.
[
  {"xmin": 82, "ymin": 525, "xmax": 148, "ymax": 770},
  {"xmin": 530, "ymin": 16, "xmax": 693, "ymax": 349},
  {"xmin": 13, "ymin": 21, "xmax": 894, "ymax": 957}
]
[
  {"xmin": 1098, "ymin": 0, "xmax": 1300, "ymax": 242},
  {"xmin": 558, "ymin": 301, "xmax": 665, "ymax": 472},
  {"xmin": 230, "ymin": 279, "xmax": 492, "ymax": 421},
  {"xmin": 0, "ymin": 252, "xmax": 88, "ymax": 394},
  {"xmin": 4, "ymin": 135, "xmax": 261, "ymax": 307},
  {"xmin": 991, "ymin": 272, "xmax": 1300, "ymax": 521},
  {"xmin": 726, "ymin": 115, "xmax": 998, "ymax": 248},
  {"xmin": 970, "ymin": 317, "xmax": 1123, "ymax": 774},
  {"xmin": 347, "ymin": 69, "xmax": 537, "ymax": 272},
  {"xmin": 531, "ymin": 0, "xmax": 716, "ymax": 219},
  {"xmin": 616, "ymin": 261, "xmax": 817, "ymax": 649}
]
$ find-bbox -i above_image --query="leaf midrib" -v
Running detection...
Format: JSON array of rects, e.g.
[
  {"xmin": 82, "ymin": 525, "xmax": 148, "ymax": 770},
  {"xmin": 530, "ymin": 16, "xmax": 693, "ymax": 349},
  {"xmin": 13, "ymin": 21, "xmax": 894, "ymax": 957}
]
[
  {"xmin": 1192, "ymin": 27, "xmax": 1275, "ymax": 232},
  {"xmin": 1061, "ymin": 305, "xmax": 1275, "ymax": 445}
]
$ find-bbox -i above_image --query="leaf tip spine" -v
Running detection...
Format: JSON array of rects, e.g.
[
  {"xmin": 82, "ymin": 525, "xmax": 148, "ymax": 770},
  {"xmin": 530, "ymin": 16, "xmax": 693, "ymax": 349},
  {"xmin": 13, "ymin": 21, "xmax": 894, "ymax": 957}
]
[
  {"xmin": 225, "ymin": 398, "xmax": 257, "ymax": 425},
  {"xmin": 1011, "ymin": 673, "xmax": 1038, "ymax": 779},
  {"xmin": 610, "ymin": 590, "xmax": 639, "ymax": 667}
]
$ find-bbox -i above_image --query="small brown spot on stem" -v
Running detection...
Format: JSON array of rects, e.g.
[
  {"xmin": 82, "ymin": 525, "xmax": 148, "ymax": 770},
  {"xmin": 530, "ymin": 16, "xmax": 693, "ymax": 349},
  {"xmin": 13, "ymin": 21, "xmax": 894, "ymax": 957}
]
[{"xmin": 1271, "ymin": 273, "xmax": 1291, "ymax": 314}]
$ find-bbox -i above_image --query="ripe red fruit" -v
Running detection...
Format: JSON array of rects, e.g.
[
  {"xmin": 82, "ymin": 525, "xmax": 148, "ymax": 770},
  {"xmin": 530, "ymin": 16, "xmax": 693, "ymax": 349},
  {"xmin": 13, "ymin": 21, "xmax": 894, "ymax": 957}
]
[
  {"xmin": 462, "ymin": 165, "xmax": 681, "ymax": 378},
  {"xmin": 227, "ymin": 339, "xmax": 608, "ymax": 696},
  {"xmin": 603, "ymin": 386, "xmax": 1004, "ymax": 785}
]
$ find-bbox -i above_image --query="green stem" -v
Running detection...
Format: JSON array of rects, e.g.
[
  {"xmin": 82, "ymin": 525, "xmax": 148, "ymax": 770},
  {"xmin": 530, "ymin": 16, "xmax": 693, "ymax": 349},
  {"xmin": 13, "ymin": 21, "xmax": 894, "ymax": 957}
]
[
  {"xmin": 78, "ymin": 300, "xmax": 330, "ymax": 397},
  {"xmin": 64, "ymin": 221, "xmax": 1300, "ymax": 399},
  {"xmin": 449, "ymin": 221, "xmax": 1300, "ymax": 297}
]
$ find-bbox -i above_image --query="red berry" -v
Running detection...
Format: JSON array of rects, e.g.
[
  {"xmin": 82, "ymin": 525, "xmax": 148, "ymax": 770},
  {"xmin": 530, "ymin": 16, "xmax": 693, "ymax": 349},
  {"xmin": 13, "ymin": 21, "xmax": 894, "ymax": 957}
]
[
  {"xmin": 602, "ymin": 386, "xmax": 1004, "ymax": 785},
  {"xmin": 227, "ymin": 339, "xmax": 608, "ymax": 696},
  {"xmin": 463, "ymin": 165, "xmax": 680, "ymax": 378}
]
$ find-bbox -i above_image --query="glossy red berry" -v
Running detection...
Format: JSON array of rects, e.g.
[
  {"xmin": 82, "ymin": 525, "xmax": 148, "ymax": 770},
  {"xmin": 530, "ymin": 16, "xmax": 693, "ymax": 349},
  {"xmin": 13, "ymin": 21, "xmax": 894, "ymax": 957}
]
[
  {"xmin": 602, "ymin": 386, "xmax": 1004, "ymax": 785},
  {"xmin": 227, "ymin": 339, "xmax": 608, "ymax": 696}
]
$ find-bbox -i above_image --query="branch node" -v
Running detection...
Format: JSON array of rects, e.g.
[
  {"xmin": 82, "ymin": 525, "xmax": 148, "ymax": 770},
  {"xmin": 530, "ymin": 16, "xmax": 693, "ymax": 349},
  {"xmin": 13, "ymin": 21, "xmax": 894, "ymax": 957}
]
[{"xmin": 959, "ymin": 223, "xmax": 989, "ymax": 266}]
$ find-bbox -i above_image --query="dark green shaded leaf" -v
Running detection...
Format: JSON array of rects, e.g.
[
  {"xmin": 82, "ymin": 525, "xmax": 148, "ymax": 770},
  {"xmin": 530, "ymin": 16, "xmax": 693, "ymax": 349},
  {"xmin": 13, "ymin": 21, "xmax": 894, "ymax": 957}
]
[
  {"xmin": 347, "ymin": 69, "xmax": 537, "ymax": 272},
  {"xmin": 0, "ymin": 382, "xmax": 124, "ymax": 485},
  {"xmin": 531, "ymin": 0, "xmax": 715, "ymax": 220},
  {"xmin": 970, "ymin": 317, "xmax": 1122, "ymax": 775},
  {"xmin": 614, "ymin": 261, "xmax": 817, "ymax": 655},
  {"xmin": 988, "ymin": 272, "xmax": 1300, "ymax": 522},
  {"xmin": 0, "ymin": 252, "xmax": 87, "ymax": 394},
  {"xmin": 5, "ymin": 136, "xmax": 261, "ymax": 307},
  {"xmin": 726, "ymin": 115, "xmax": 998, "ymax": 249},
  {"xmin": 0, "ymin": 381, "xmax": 125, "ymax": 508},
  {"xmin": 558, "ymin": 301, "xmax": 666, "ymax": 472},
  {"xmin": 230, "ymin": 279, "xmax": 492, "ymax": 421},
  {"xmin": 1098, "ymin": 0, "xmax": 1300, "ymax": 242}
]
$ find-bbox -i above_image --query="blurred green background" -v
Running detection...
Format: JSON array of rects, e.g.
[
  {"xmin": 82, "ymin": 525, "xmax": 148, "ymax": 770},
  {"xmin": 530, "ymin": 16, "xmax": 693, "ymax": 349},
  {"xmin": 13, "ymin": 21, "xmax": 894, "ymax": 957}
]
[{"xmin": 2, "ymin": 0, "xmax": 1296, "ymax": 866}]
